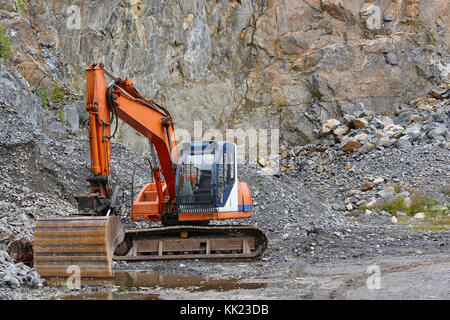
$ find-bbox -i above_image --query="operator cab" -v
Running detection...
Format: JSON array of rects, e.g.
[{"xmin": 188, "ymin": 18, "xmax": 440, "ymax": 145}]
[{"xmin": 176, "ymin": 141, "xmax": 237, "ymax": 213}]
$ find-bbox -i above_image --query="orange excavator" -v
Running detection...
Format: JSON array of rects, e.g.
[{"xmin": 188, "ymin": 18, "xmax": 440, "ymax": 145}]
[{"xmin": 33, "ymin": 63, "xmax": 268, "ymax": 278}]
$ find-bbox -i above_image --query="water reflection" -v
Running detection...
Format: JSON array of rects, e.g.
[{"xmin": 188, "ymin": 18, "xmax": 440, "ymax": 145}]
[{"xmin": 60, "ymin": 271, "xmax": 266, "ymax": 300}]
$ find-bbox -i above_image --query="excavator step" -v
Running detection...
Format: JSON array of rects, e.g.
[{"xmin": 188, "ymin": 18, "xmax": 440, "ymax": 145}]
[
  {"xmin": 33, "ymin": 216, "xmax": 124, "ymax": 278},
  {"xmin": 113, "ymin": 225, "xmax": 268, "ymax": 261}
]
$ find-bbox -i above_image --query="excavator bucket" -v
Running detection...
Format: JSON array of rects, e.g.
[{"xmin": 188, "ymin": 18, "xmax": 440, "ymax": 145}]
[{"xmin": 33, "ymin": 216, "xmax": 125, "ymax": 278}]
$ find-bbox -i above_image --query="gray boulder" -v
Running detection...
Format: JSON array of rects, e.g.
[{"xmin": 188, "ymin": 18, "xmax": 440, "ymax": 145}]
[
  {"xmin": 370, "ymin": 116, "xmax": 385, "ymax": 130},
  {"xmin": 396, "ymin": 136, "xmax": 412, "ymax": 149},
  {"xmin": 64, "ymin": 105, "xmax": 80, "ymax": 131},
  {"xmin": 0, "ymin": 59, "xmax": 44, "ymax": 129},
  {"xmin": 427, "ymin": 123, "xmax": 447, "ymax": 140},
  {"xmin": 378, "ymin": 189, "xmax": 395, "ymax": 202},
  {"xmin": 404, "ymin": 123, "xmax": 422, "ymax": 141},
  {"xmin": 394, "ymin": 110, "xmax": 412, "ymax": 126},
  {"xmin": 47, "ymin": 121, "xmax": 66, "ymax": 135}
]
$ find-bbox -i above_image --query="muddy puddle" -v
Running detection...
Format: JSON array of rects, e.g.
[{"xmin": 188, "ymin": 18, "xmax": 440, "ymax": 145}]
[{"xmin": 59, "ymin": 271, "xmax": 266, "ymax": 300}]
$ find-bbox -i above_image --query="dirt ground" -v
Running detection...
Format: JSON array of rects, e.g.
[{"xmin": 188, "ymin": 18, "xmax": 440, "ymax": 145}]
[{"xmin": 4, "ymin": 251, "xmax": 449, "ymax": 300}]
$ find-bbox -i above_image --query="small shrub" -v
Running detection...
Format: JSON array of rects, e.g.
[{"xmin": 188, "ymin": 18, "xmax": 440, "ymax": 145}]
[
  {"xmin": 357, "ymin": 202, "xmax": 368, "ymax": 211},
  {"xmin": 0, "ymin": 25, "xmax": 13, "ymax": 58},
  {"xmin": 381, "ymin": 195, "xmax": 405, "ymax": 214},
  {"xmin": 441, "ymin": 187, "xmax": 450, "ymax": 196},
  {"xmin": 74, "ymin": 84, "xmax": 82, "ymax": 94},
  {"xmin": 16, "ymin": 0, "xmax": 26, "ymax": 17},
  {"xmin": 17, "ymin": 0, "xmax": 26, "ymax": 9},
  {"xmin": 52, "ymin": 82, "xmax": 66, "ymax": 103},
  {"xmin": 35, "ymin": 86, "xmax": 50, "ymax": 107},
  {"xmin": 407, "ymin": 191, "xmax": 439, "ymax": 216},
  {"xmin": 380, "ymin": 190, "xmax": 441, "ymax": 217},
  {"xmin": 57, "ymin": 107, "xmax": 65, "ymax": 121}
]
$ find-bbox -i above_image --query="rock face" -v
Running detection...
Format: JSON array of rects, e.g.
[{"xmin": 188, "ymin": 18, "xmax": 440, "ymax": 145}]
[
  {"xmin": 0, "ymin": 59, "xmax": 44, "ymax": 128},
  {"xmin": 0, "ymin": 4, "xmax": 70, "ymax": 90},
  {"xmin": 1, "ymin": 0, "xmax": 445, "ymax": 151},
  {"xmin": 249, "ymin": 0, "xmax": 449, "ymax": 145}
]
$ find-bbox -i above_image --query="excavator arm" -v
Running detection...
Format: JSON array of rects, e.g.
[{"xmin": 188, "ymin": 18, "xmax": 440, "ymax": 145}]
[{"xmin": 77, "ymin": 63, "xmax": 178, "ymax": 217}]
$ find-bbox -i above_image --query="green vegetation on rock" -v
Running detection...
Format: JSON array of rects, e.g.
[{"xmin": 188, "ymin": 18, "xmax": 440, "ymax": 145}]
[
  {"xmin": 35, "ymin": 86, "xmax": 50, "ymax": 107},
  {"xmin": 0, "ymin": 25, "xmax": 13, "ymax": 59},
  {"xmin": 52, "ymin": 82, "xmax": 66, "ymax": 103},
  {"xmin": 16, "ymin": 0, "xmax": 26, "ymax": 17},
  {"xmin": 378, "ymin": 190, "xmax": 441, "ymax": 217},
  {"xmin": 57, "ymin": 107, "xmax": 65, "ymax": 121}
]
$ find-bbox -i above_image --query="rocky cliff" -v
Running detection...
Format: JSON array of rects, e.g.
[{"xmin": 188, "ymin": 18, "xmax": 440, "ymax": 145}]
[{"xmin": 0, "ymin": 0, "xmax": 449, "ymax": 150}]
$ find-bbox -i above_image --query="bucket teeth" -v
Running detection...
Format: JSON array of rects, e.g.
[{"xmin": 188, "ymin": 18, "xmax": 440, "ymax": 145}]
[{"xmin": 33, "ymin": 216, "xmax": 124, "ymax": 279}]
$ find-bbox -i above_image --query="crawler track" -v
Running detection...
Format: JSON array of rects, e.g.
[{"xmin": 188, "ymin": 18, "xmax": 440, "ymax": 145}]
[{"xmin": 114, "ymin": 225, "xmax": 268, "ymax": 261}]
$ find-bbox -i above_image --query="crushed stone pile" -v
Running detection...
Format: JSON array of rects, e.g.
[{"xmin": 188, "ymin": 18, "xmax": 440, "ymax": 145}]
[
  {"xmin": 0, "ymin": 250, "xmax": 45, "ymax": 289},
  {"xmin": 267, "ymin": 84, "xmax": 450, "ymax": 217}
]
